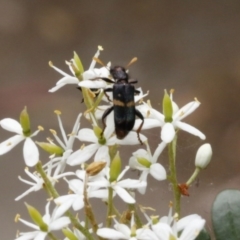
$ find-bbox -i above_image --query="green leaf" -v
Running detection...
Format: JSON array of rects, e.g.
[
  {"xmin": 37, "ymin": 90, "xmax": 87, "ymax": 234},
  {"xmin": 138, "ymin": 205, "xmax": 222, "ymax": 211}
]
[
  {"xmin": 195, "ymin": 229, "xmax": 211, "ymax": 240},
  {"xmin": 212, "ymin": 189, "xmax": 240, "ymax": 240}
]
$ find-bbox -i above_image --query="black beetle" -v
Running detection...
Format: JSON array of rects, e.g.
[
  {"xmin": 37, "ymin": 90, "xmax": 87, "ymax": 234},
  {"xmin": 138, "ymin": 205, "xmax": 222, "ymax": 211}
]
[{"xmin": 100, "ymin": 65, "xmax": 144, "ymax": 144}]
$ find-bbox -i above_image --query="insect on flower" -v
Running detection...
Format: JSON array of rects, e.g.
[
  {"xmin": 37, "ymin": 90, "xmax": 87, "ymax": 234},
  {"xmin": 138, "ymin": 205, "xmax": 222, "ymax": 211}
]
[{"xmin": 96, "ymin": 57, "xmax": 144, "ymax": 144}]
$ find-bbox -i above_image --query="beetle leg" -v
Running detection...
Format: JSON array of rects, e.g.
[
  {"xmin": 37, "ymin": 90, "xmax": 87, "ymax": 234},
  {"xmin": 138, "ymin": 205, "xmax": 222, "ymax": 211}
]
[
  {"xmin": 101, "ymin": 106, "xmax": 114, "ymax": 137},
  {"xmin": 90, "ymin": 77, "xmax": 115, "ymax": 84},
  {"xmin": 134, "ymin": 89, "xmax": 140, "ymax": 95},
  {"xmin": 101, "ymin": 77, "xmax": 115, "ymax": 84},
  {"xmin": 135, "ymin": 109, "xmax": 144, "ymax": 145},
  {"xmin": 104, "ymin": 88, "xmax": 113, "ymax": 102},
  {"xmin": 129, "ymin": 79, "xmax": 138, "ymax": 84}
]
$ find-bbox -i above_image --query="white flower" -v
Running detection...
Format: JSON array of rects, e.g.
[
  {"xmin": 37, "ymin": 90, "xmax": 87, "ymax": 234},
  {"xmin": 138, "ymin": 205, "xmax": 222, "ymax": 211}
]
[
  {"xmin": 97, "ymin": 214, "xmax": 157, "ymax": 240},
  {"xmin": 0, "ymin": 118, "xmax": 41, "ymax": 167},
  {"xmin": 136, "ymin": 95, "xmax": 206, "ymax": 143},
  {"xmin": 67, "ymin": 113, "xmax": 116, "ymax": 166},
  {"xmin": 129, "ymin": 142, "xmax": 167, "ymax": 194},
  {"xmin": 15, "ymin": 202, "xmax": 70, "ymax": 240},
  {"xmin": 195, "ymin": 143, "xmax": 212, "ymax": 169},
  {"xmin": 49, "ymin": 46, "xmax": 109, "ymax": 92},
  {"xmin": 64, "ymin": 222, "xmax": 101, "ymax": 240},
  {"xmin": 54, "ymin": 177, "xmax": 108, "ymax": 213},
  {"xmin": 44, "ymin": 112, "xmax": 82, "ymax": 176},
  {"xmin": 15, "ymin": 166, "xmax": 74, "ymax": 201},
  {"xmin": 150, "ymin": 205, "xmax": 205, "ymax": 240},
  {"xmin": 88, "ymin": 166, "xmax": 146, "ymax": 204},
  {"xmin": 78, "ymin": 65, "xmax": 110, "ymax": 89}
]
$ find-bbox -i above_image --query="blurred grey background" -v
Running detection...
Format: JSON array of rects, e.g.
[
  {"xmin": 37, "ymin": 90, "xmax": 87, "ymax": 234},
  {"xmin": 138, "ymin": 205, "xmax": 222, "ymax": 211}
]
[{"xmin": 1, "ymin": 0, "xmax": 240, "ymax": 239}]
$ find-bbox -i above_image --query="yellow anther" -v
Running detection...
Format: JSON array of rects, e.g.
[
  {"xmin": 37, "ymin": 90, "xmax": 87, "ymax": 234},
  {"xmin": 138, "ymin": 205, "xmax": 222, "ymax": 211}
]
[
  {"xmin": 48, "ymin": 61, "xmax": 53, "ymax": 67},
  {"xmin": 38, "ymin": 126, "xmax": 44, "ymax": 131},
  {"xmin": 54, "ymin": 110, "xmax": 61, "ymax": 115},
  {"xmin": 15, "ymin": 214, "xmax": 20, "ymax": 222},
  {"xmin": 49, "ymin": 129, "xmax": 57, "ymax": 135}
]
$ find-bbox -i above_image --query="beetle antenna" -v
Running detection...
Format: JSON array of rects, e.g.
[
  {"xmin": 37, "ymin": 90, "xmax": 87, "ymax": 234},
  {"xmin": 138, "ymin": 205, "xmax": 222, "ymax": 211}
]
[
  {"xmin": 93, "ymin": 57, "xmax": 106, "ymax": 67},
  {"xmin": 126, "ymin": 57, "xmax": 138, "ymax": 68}
]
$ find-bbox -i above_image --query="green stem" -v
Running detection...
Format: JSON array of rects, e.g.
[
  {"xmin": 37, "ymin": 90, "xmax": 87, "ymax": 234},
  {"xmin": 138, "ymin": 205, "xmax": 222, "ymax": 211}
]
[
  {"xmin": 186, "ymin": 167, "xmax": 201, "ymax": 186},
  {"xmin": 35, "ymin": 161, "xmax": 94, "ymax": 240},
  {"xmin": 107, "ymin": 187, "xmax": 113, "ymax": 227},
  {"xmin": 83, "ymin": 174, "xmax": 98, "ymax": 233},
  {"xmin": 35, "ymin": 161, "xmax": 59, "ymax": 198},
  {"xmin": 47, "ymin": 232, "xmax": 58, "ymax": 240},
  {"xmin": 167, "ymin": 137, "xmax": 181, "ymax": 216},
  {"xmin": 128, "ymin": 204, "xmax": 142, "ymax": 228}
]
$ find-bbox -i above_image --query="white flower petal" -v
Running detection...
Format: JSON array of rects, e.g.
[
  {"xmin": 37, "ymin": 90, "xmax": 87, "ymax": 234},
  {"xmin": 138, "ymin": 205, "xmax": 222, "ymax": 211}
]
[
  {"xmin": 72, "ymin": 196, "xmax": 84, "ymax": 211},
  {"xmin": 104, "ymin": 111, "xmax": 115, "ymax": 139},
  {"xmin": 175, "ymin": 121, "xmax": 206, "ymax": 140},
  {"xmin": 174, "ymin": 101, "xmax": 200, "ymax": 121},
  {"xmin": 117, "ymin": 166, "xmax": 130, "ymax": 181},
  {"xmin": 88, "ymin": 189, "xmax": 108, "ymax": 199},
  {"xmin": 67, "ymin": 144, "xmax": 98, "ymax": 166},
  {"xmin": 23, "ymin": 138, "xmax": 39, "ymax": 167},
  {"xmin": 152, "ymin": 222, "xmax": 172, "ymax": 240},
  {"xmin": 138, "ymin": 171, "xmax": 148, "ymax": 194},
  {"xmin": 134, "ymin": 119, "xmax": 161, "ymax": 130},
  {"xmin": 117, "ymin": 179, "xmax": 146, "ymax": 189},
  {"xmin": 78, "ymin": 128, "xmax": 97, "ymax": 143},
  {"xmin": 152, "ymin": 141, "xmax": 167, "ymax": 163},
  {"xmin": 94, "ymin": 146, "xmax": 110, "ymax": 165},
  {"xmin": 49, "ymin": 84, "xmax": 66, "ymax": 92},
  {"xmin": 150, "ymin": 163, "xmax": 166, "ymax": 181},
  {"xmin": 34, "ymin": 232, "xmax": 47, "ymax": 240},
  {"xmin": 54, "ymin": 197, "xmax": 75, "ymax": 218},
  {"xmin": 15, "ymin": 231, "xmax": 41, "ymax": 240},
  {"xmin": 49, "ymin": 77, "xmax": 78, "ymax": 92},
  {"xmin": 49, "ymin": 216, "xmax": 71, "ymax": 231},
  {"xmin": 136, "ymin": 104, "xmax": 165, "ymax": 122},
  {"xmin": 177, "ymin": 214, "xmax": 201, "ymax": 232},
  {"xmin": 161, "ymin": 123, "xmax": 175, "ymax": 143},
  {"xmin": 68, "ymin": 179, "xmax": 83, "ymax": 193},
  {"xmin": 0, "ymin": 135, "xmax": 24, "ymax": 155},
  {"xmin": 88, "ymin": 178, "xmax": 109, "ymax": 188},
  {"xmin": 179, "ymin": 218, "xmax": 205, "ymax": 240},
  {"xmin": 114, "ymin": 223, "xmax": 131, "ymax": 237},
  {"xmin": 78, "ymin": 80, "xmax": 107, "ymax": 89},
  {"xmin": 114, "ymin": 185, "xmax": 136, "ymax": 204},
  {"xmin": 56, "ymin": 76, "xmax": 78, "ymax": 85},
  {"xmin": 0, "ymin": 118, "xmax": 22, "ymax": 134},
  {"xmin": 97, "ymin": 228, "xmax": 126, "ymax": 239},
  {"xmin": 116, "ymin": 132, "xmax": 147, "ymax": 145}
]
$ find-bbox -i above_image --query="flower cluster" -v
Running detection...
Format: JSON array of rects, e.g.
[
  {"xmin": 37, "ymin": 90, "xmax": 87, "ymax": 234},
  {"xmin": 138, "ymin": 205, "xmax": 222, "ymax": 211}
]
[{"xmin": 0, "ymin": 46, "xmax": 212, "ymax": 240}]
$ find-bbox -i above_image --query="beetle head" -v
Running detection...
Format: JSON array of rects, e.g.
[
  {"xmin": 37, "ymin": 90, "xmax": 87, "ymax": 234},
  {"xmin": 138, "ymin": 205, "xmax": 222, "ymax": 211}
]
[{"xmin": 110, "ymin": 66, "xmax": 129, "ymax": 82}]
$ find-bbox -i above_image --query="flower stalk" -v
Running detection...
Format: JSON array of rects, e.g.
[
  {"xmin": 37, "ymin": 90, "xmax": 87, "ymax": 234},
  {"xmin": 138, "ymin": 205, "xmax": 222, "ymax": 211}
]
[{"xmin": 167, "ymin": 136, "xmax": 181, "ymax": 216}]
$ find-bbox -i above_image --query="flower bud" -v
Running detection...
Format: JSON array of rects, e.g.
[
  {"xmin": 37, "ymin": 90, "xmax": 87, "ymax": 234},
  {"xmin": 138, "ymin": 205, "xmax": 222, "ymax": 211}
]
[
  {"xmin": 73, "ymin": 51, "xmax": 84, "ymax": 78},
  {"xmin": 25, "ymin": 203, "xmax": 48, "ymax": 231},
  {"xmin": 86, "ymin": 161, "xmax": 107, "ymax": 176},
  {"xmin": 110, "ymin": 152, "xmax": 121, "ymax": 182},
  {"xmin": 62, "ymin": 228, "xmax": 78, "ymax": 240},
  {"xmin": 94, "ymin": 126, "xmax": 106, "ymax": 145},
  {"xmin": 163, "ymin": 90, "xmax": 173, "ymax": 122},
  {"xmin": 195, "ymin": 143, "xmax": 212, "ymax": 169},
  {"xmin": 36, "ymin": 142, "xmax": 64, "ymax": 156},
  {"xmin": 137, "ymin": 157, "xmax": 151, "ymax": 168},
  {"xmin": 20, "ymin": 107, "xmax": 31, "ymax": 137}
]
